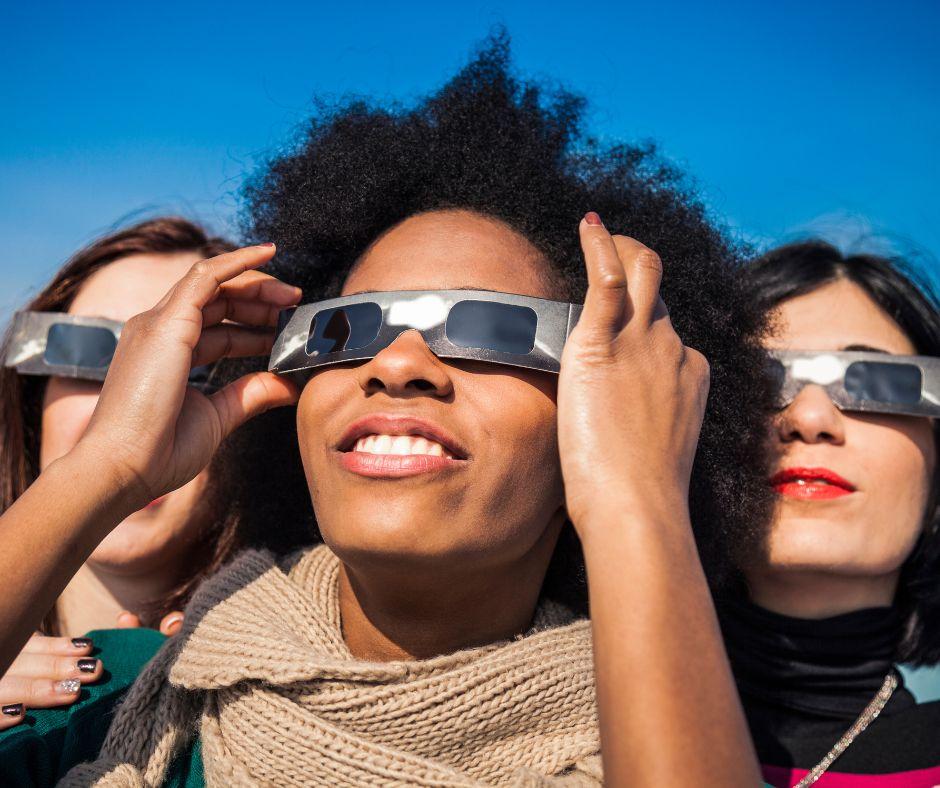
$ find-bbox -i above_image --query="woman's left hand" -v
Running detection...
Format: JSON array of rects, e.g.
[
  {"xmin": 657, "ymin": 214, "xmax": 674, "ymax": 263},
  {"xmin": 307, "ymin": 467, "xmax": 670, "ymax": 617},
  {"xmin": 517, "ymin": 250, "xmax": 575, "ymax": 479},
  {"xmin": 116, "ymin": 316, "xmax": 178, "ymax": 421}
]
[{"xmin": 557, "ymin": 212, "xmax": 710, "ymax": 537}]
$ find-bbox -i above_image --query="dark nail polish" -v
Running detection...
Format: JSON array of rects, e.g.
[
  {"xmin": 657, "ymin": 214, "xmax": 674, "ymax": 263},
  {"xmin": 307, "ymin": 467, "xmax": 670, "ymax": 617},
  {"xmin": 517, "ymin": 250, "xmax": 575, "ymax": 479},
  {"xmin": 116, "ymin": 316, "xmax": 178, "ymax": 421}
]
[
  {"xmin": 2, "ymin": 704, "xmax": 23, "ymax": 716},
  {"xmin": 77, "ymin": 658, "xmax": 98, "ymax": 673},
  {"xmin": 584, "ymin": 212, "xmax": 603, "ymax": 227},
  {"xmin": 71, "ymin": 637, "xmax": 92, "ymax": 649}
]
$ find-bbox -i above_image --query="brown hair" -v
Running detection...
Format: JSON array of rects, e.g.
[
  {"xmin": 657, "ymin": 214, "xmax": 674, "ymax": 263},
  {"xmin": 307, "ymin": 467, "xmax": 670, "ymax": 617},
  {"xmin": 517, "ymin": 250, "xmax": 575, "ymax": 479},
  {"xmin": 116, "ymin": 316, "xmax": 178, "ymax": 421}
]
[{"xmin": 0, "ymin": 216, "xmax": 240, "ymax": 634}]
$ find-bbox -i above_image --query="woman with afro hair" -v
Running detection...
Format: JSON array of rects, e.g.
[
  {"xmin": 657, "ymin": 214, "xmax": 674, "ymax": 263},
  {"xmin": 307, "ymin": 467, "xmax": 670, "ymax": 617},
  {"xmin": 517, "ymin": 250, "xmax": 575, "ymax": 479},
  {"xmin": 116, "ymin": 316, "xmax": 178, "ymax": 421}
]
[{"xmin": 0, "ymin": 35, "xmax": 773, "ymax": 785}]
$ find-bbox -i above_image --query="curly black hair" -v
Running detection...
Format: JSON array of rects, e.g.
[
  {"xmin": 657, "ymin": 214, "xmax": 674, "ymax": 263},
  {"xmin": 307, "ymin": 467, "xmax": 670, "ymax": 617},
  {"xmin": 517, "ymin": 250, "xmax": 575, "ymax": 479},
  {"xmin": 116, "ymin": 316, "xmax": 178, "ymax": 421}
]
[
  {"xmin": 744, "ymin": 240, "xmax": 940, "ymax": 665},
  {"xmin": 219, "ymin": 32, "xmax": 775, "ymax": 610}
]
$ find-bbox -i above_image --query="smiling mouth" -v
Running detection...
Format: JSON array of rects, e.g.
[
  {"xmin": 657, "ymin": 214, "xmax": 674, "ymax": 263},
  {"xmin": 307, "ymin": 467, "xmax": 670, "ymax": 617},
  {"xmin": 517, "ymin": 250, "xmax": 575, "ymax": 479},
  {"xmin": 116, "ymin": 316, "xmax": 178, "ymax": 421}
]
[
  {"xmin": 337, "ymin": 416, "xmax": 467, "ymax": 478},
  {"xmin": 769, "ymin": 467, "xmax": 856, "ymax": 500}
]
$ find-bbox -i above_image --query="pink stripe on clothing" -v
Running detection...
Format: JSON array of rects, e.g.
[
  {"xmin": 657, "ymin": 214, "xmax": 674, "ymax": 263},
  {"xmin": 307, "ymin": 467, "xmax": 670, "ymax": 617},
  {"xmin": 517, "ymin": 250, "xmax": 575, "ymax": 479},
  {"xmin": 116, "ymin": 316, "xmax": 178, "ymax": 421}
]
[{"xmin": 763, "ymin": 763, "xmax": 940, "ymax": 787}]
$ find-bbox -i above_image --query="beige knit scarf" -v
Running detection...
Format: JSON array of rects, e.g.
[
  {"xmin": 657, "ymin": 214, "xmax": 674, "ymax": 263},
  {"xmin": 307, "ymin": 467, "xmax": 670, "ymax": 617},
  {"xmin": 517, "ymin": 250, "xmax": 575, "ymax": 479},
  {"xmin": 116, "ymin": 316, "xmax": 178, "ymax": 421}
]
[{"xmin": 63, "ymin": 545, "xmax": 601, "ymax": 787}]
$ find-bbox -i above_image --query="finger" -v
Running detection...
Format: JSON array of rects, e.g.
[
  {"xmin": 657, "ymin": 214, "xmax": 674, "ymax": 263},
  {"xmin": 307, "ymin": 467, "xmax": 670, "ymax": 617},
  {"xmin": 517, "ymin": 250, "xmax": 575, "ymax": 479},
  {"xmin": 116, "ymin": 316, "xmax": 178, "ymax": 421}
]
[
  {"xmin": 159, "ymin": 612, "xmax": 184, "ymax": 637},
  {"xmin": 209, "ymin": 371, "xmax": 300, "ymax": 441},
  {"xmin": 610, "ymin": 235, "xmax": 663, "ymax": 327},
  {"xmin": 166, "ymin": 244, "xmax": 281, "ymax": 313},
  {"xmin": 191, "ymin": 325, "xmax": 276, "ymax": 367},
  {"xmin": 213, "ymin": 269, "xmax": 302, "ymax": 307},
  {"xmin": 0, "ymin": 675, "xmax": 82, "ymax": 709},
  {"xmin": 19, "ymin": 634, "xmax": 94, "ymax": 657},
  {"xmin": 0, "ymin": 703, "xmax": 24, "ymax": 729},
  {"xmin": 4, "ymin": 652, "xmax": 103, "ymax": 682},
  {"xmin": 578, "ymin": 212, "xmax": 629, "ymax": 335},
  {"xmin": 202, "ymin": 296, "xmax": 285, "ymax": 331},
  {"xmin": 116, "ymin": 611, "xmax": 142, "ymax": 628}
]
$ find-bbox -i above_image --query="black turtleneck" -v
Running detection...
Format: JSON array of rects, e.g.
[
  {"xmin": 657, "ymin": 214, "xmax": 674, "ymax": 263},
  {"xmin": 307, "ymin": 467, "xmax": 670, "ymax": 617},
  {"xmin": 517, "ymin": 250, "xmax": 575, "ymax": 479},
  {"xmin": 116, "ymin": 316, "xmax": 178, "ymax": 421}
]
[{"xmin": 719, "ymin": 598, "xmax": 940, "ymax": 779}]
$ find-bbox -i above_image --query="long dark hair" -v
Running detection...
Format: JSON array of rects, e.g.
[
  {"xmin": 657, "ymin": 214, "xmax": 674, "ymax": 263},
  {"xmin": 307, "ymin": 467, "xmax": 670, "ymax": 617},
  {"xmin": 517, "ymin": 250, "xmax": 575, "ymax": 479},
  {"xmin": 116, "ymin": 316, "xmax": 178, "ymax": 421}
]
[
  {"xmin": 0, "ymin": 217, "xmax": 243, "ymax": 633},
  {"xmin": 745, "ymin": 239, "xmax": 940, "ymax": 665}
]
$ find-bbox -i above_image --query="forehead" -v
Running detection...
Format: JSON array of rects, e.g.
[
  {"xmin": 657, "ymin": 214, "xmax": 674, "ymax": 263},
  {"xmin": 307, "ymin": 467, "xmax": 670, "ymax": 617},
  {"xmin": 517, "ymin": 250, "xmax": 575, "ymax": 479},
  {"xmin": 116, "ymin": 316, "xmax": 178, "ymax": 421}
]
[
  {"xmin": 767, "ymin": 277, "xmax": 916, "ymax": 355},
  {"xmin": 68, "ymin": 252, "xmax": 202, "ymax": 322},
  {"xmin": 341, "ymin": 210, "xmax": 555, "ymax": 298}
]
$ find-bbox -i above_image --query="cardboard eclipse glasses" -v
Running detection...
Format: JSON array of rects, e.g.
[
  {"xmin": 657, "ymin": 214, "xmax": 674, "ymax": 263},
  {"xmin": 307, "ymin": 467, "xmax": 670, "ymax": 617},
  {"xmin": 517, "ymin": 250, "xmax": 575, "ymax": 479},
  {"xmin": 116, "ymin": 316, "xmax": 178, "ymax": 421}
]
[
  {"xmin": 769, "ymin": 350, "xmax": 940, "ymax": 419},
  {"xmin": 4, "ymin": 311, "xmax": 220, "ymax": 392},
  {"xmin": 269, "ymin": 290, "xmax": 584, "ymax": 378},
  {"xmin": 7, "ymin": 299, "xmax": 940, "ymax": 421}
]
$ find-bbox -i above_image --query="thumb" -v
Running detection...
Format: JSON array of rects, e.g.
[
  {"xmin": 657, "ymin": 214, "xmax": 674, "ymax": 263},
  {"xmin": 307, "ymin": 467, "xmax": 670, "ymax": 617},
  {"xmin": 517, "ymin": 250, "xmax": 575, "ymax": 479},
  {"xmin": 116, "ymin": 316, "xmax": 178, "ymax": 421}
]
[
  {"xmin": 116, "ymin": 611, "xmax": 141, "ymax": 628},
  {"xmin": 209, "ymin": 371, "xmax": 300, "ymax": 438}
]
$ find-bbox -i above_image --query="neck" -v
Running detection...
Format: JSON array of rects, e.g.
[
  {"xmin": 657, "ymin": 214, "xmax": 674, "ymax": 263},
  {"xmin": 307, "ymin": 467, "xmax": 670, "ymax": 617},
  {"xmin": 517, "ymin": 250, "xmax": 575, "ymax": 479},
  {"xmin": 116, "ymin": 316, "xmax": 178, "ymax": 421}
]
[
  {"xmin": 746, "ymin": 568, "xmax": 898, "ymax": 619},
  {"xmin": 56, "ymin": 560, "xmax": 180, "ymax": 636},
  {"xmin": 338, "ymin": 519, "xmax": 563, "ymax": 661}
]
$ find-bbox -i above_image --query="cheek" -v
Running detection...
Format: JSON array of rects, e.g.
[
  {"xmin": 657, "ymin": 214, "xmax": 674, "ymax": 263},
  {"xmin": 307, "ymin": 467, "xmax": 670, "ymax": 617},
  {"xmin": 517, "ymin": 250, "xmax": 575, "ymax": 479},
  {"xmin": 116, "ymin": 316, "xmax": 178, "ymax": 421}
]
[
  {"xmin": 468, "ymin": 375, "xmax": 562, "ymax": 509},
  {"xmin": 296, "ymin": 369, "xmax": 351, "ymax": 467},
  {"xmin": 39, "ymin": 384, "xmax": 100, "ymax": 469},
  {"xmin": 857, "ymin": 419, "xmax": 934, "ymax": 546}
]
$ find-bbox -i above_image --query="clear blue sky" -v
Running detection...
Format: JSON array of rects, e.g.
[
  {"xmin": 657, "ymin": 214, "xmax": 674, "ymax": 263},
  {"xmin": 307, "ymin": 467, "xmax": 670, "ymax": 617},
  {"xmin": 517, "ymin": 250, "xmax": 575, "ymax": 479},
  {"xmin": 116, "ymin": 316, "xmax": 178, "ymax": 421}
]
[
  {"xmin": 2, "ymin": 0, "xmax": 938, "ymax": 316},
  {"xmin": 3, "ymin": 0, "xmax": 940, "ymax": 695}
]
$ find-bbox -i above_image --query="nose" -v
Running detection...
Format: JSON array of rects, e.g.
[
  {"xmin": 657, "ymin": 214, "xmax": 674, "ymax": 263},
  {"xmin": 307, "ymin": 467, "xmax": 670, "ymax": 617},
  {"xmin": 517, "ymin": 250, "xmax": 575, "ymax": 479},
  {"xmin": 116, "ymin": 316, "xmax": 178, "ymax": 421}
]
[
  {"xmin": 775, "ymin": 384, "xmax": 846, "ymax": 445},
  {"xmin": 355, "ymin": 330, "xmax": 454, "ymax": 399}
]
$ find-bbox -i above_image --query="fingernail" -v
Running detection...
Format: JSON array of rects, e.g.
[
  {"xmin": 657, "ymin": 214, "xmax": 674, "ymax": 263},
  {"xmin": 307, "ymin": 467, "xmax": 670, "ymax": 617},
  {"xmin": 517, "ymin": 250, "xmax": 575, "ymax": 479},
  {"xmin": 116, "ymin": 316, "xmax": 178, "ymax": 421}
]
[
  {"xmin": 71, "ymin": 637, "xmax": 92, "ymax": 649},
  {"xmin": 259, "ymin": 242, "xmax": 275, "ymax": 248},
  {"xmin": 77, "ymin": 658, "xmax": 98, "ymax": 673},
  {"xmin": 55, "ymin": 679, "xmax": 81, "ymax": 694},
  {"xmin": 2, "ymin": 704, "xmax": 23, "ymax": 716},
  {"xmin": 584, "ymin": 212, "xmax": 603, "ymax": 227}
]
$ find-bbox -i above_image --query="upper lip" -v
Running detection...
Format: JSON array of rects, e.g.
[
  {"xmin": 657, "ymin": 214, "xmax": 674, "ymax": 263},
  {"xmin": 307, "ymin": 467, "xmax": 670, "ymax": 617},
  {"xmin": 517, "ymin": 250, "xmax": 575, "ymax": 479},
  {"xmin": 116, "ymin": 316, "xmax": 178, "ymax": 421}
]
[
  {"xmin": 769, "ymin": 466, "xmax": 856, "ymax": 491},
  {"xmin": 337, "ymin": 413, "xmax": 469, "ymax": 459}
]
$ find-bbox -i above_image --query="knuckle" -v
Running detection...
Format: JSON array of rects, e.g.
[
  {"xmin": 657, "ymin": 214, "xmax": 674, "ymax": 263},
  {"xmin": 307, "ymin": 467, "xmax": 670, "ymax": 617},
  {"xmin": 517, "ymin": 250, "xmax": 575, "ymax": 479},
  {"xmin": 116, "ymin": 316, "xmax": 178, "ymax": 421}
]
[
  {"xmin": 189, "ymin": 259, "xmax": 212, "ymax": 279},
  {"xmin": 635, "ymin": 249, "xmax": 663, "ymax": 272}
]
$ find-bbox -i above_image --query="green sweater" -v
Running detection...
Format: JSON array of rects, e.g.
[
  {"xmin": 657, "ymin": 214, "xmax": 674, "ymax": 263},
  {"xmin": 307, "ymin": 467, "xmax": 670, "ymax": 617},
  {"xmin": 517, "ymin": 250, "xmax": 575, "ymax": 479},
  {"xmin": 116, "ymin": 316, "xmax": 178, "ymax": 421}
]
[{"xmin": 0, "ymin": 628, "xmax": 202, "ymax": 787}]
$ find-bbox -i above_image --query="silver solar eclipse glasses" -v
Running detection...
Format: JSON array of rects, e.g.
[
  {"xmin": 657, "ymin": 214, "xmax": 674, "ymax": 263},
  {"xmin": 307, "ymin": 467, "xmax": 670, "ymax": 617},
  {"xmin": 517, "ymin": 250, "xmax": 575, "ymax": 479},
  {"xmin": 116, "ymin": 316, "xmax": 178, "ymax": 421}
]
[
  {"xmin": 269, "ymin": 290, "xmax": 583, "ymax": 378},
  {"xmin": 4, "ymin": 311, "xmax": 220, "ymax": 392},
  {"xmin": 769, "ymin": 350, "xmax": 940, "ymax": 419}
]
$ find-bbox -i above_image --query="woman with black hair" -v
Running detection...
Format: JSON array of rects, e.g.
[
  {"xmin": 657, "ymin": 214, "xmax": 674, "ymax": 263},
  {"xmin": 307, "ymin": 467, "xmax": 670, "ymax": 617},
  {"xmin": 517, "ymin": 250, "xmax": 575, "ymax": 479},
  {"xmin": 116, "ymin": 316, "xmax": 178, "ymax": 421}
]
[
  {"xmin": 724, "ymin": 240, "xmax": 940, "ymax": 786},
  {"xmin": 0, "ymin": 38, "xmax": 770, "ymax": 785}
]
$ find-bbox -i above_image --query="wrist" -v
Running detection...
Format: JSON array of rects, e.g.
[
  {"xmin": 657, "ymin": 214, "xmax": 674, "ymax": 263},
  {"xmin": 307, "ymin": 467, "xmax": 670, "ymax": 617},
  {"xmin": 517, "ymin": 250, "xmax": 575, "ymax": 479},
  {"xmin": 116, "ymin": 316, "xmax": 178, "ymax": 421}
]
[
  {"xmin": 571, "ymin": 487, "xmax": 692, "ymax": 549},
  {"xmin": 53, "ymin": 441, "xmax": 151, "ymax": 524}
]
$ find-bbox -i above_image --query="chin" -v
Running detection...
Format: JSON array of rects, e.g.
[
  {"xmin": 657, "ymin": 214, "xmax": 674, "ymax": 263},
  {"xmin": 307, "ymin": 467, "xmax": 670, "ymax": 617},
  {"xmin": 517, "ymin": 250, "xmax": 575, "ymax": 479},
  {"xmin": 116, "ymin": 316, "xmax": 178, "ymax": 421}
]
[
  {"xmin": 88, "ymin": 507, "xmax": 203, "ymax": 574},
  {"xmin": 766, "ymin": 517, "xmax": 911, "ymax": 577}
]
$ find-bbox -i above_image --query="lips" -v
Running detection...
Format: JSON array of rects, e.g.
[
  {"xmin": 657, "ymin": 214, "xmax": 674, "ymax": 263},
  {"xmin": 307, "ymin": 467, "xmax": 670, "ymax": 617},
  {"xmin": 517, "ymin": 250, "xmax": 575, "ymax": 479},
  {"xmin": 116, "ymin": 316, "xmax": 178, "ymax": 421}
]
[
  {"xmin": 769, "ymin": 467, "xmax": 856, "ymax": 500},
  {"xmin": 336, "ymin": 414, "xmax": 468, "ymax": 479}
]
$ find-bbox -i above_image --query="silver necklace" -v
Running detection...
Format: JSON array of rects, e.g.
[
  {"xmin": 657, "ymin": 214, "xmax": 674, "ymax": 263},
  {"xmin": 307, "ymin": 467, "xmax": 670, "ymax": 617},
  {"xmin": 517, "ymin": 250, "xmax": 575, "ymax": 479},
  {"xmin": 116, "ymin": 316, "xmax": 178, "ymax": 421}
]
[{"xmin": 793, "ymin": 672, "xmax": 898, "ymax": 788}]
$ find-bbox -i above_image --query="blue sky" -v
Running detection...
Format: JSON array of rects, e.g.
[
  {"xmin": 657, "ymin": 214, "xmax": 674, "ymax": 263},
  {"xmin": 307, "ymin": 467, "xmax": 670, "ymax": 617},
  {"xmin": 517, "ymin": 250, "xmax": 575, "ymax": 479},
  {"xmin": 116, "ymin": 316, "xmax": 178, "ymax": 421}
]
[{"xmin": 2, "ymin": 0, "xmax": 938, "ymax": 319}]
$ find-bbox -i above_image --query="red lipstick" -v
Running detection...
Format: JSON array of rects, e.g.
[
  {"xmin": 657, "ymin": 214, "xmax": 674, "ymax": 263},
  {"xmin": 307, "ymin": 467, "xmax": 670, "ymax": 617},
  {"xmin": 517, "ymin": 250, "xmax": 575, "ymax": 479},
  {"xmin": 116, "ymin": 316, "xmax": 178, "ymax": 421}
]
[{"xmin": 770, "ymin": 467, "xmax": 856, "ymax": 500}]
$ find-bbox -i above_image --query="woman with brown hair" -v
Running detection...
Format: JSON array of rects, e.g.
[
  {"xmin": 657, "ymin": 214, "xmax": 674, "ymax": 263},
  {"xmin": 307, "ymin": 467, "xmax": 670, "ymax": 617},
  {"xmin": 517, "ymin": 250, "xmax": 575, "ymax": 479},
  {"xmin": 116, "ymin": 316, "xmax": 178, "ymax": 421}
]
[{"xmin": 0, "ymin": 217, "xmax": 310, "ymax": 729}]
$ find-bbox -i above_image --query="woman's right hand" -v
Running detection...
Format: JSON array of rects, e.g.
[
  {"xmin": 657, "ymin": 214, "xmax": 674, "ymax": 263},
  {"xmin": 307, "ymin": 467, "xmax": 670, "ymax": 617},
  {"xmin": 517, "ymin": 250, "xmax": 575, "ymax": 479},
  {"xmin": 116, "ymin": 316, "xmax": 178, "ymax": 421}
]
[
  {"xmin": 0, "ymin": 634, "xmax": 102, "ymax": 730},
  {"xmin": 73, "ymin": 244, "xmax": 302, "ymax": 511}
]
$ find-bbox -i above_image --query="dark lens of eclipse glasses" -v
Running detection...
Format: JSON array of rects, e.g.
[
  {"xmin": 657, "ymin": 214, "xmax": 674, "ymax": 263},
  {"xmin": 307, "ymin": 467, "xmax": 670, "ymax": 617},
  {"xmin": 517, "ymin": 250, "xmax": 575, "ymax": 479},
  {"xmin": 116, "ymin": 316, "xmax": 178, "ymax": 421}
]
[
  {"xmin": 44, "ymin": 323, "xmax": 118, "ymax": 368},
  {"xmin": 306, "ymin": 303, "xmax": 383, "ymax": 356},
  {"xmin": 445, "ymin": 300, "xmax": 538, "ymax": 354},
  {"xmin": 845, "ymin": 361, "xmax": 922, "ymax": 406}
]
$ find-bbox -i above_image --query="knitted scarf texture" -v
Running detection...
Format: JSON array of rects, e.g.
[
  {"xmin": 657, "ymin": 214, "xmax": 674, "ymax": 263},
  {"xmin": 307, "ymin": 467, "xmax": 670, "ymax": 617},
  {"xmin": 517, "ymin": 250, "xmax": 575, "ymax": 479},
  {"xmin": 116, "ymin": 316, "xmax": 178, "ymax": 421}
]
[{"xmin": 62, "ymin": 545, "xmax": 601, "ymax": 787}]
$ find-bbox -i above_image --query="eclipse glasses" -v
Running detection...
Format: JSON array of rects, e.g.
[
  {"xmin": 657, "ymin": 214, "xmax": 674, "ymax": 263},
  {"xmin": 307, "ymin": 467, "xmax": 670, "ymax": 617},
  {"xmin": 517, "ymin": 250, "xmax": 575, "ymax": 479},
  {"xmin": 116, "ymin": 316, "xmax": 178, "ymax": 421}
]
[
  {"xmin": 4, "ymin": 311, "xmax": 220, "ymax": 392},
  {"xmin": 269, "ymin": 290, "xmax": 583, "ymax": 377},
  {"xmin": 769, "ymin": 350, "xmax": 940, "ymax": 419},
  {"xmin": 9, "ymin": 302, "xmax": 940, "ymax": 422}
]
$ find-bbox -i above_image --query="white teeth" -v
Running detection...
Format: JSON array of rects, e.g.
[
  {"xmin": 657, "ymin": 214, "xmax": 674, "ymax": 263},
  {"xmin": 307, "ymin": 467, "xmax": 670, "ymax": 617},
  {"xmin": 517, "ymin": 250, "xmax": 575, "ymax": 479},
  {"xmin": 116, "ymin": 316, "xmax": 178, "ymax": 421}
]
[
  {"xmin": 391, "ymin": 436, "xmax": 412, "ymax": 455},
  {"xmin": 351, "ymin": 433, "xmax": 452, "ymax": 458}
]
